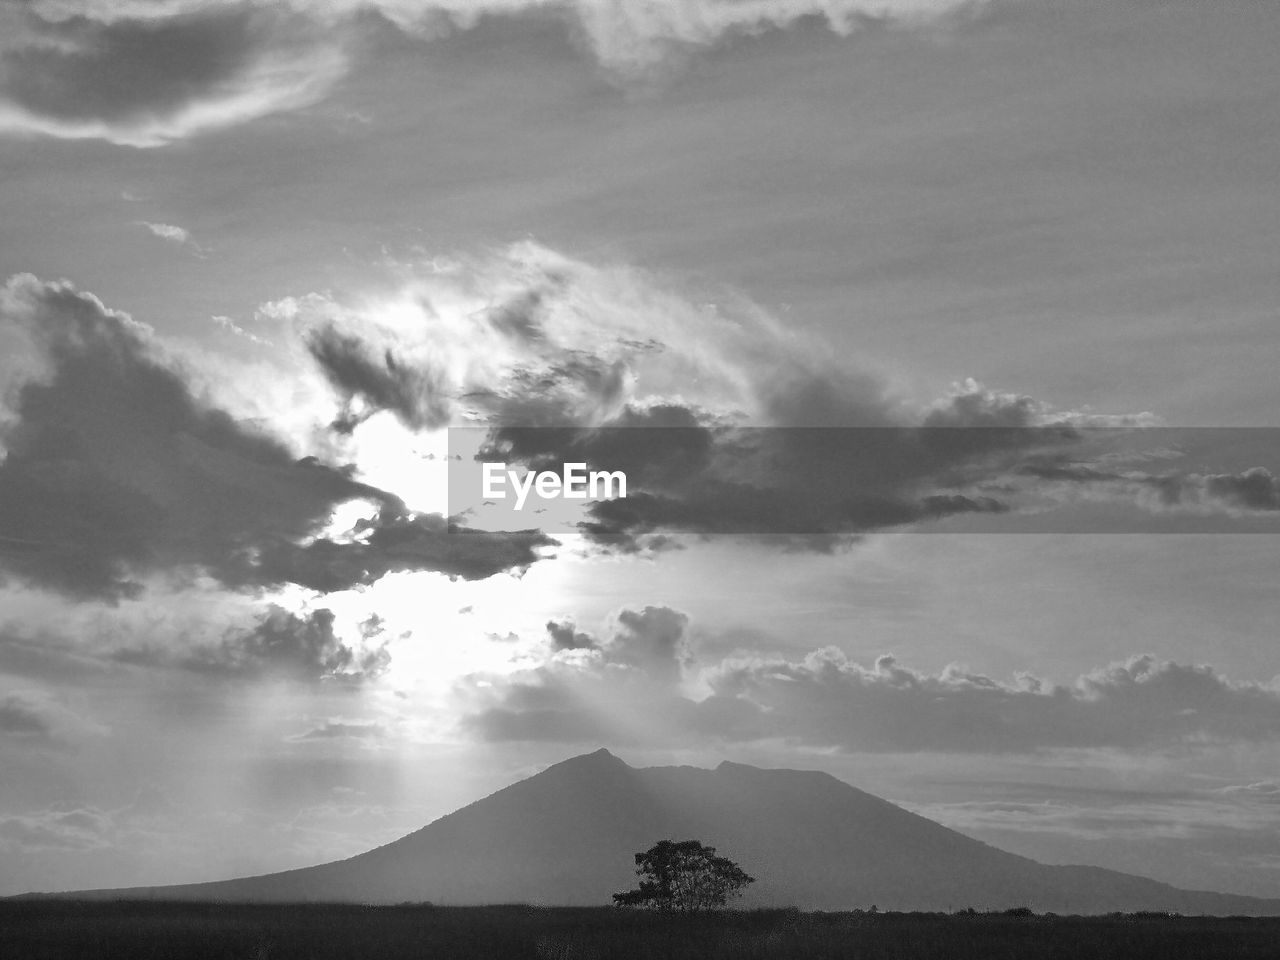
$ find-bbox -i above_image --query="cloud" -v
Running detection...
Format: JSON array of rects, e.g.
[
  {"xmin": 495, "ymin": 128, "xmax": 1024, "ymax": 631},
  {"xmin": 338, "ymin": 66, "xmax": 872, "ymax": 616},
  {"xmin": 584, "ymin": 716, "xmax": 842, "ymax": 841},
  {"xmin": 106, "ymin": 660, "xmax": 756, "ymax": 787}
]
[
  {"xmin": 138, "ymin": 222, "xmax": 190, "ymax": 245},
  {"xmin": 698, "ymin": 650, "xmax": 1280, "ymax": 752},
  {"xmin": 462, "ymin": 611, "xmax": 1280, "ymax": 753},
  {"xmin": 609, "ymin": 605, "xmax": 689, "ymax": 684},
  {"xmin": 0, "ymin": 689, "xmax": 102, "ymax": 744},
  {"xmin": 0, "ymin": 273, "xmax": 554, "ymax": 601},
  {"xmin": 115, "ymin": 607, "xmax": 392, "ymax": 683},
  {"xmin": 0, "ymin": 807, "xmax": 115, "ymax": 851},
  {"xmin": 361, "ymin": 0, "xmax": 992, "ymax": 77},
  {"xmin": 0, "ymin": 631, "xmax": 114, "ymax": 683},
  {"xmin": 0, "ymin": 1, "xmax": 989, "ymax": 145},
  {"xmin": 292, "ymin": 242, "xmax": 1280, "ymax": 547},
  {"xmin": 1159, "ymin": 467, "xmax": 1280, "ymax": 514},
  {"xmin": 0, "ymin": 3, "xmax": 347, "ymax": 147},
  {"xmin": 0, "ymin": 692, "xmax": 55, "ymax": 740},
  {"xmin": 1018, "ymin": 457, "xmax": 1280, "ymax": 520},
  {"xmin": 546, "ymin": 619, "xmax": 597, "ymax": 651},
  {"xmin": 462, "ymin": 604, "xmax": 694, "ymax": 744},
  {"xmin": 306, "ymin": 323, "xmax": 452, "ymax": 434},
  {"xmin": 1218, "ymin": 782, "xmax": 1280, "ymax": 803},
  {"xmin": 292, "ymin": 719, "xmax": 388, "ymax": 740},
  {"xmin": 296, "ymin": 243, "xmax": 1182, "ymax": 548}
]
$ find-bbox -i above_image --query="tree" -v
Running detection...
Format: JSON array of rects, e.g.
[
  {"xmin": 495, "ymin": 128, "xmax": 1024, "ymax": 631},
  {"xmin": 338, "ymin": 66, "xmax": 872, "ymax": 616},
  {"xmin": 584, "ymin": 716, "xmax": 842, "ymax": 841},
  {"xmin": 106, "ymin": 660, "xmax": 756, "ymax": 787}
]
[{"xmin": 612, "ymin": 839, "xmax": 755, "ymax": 913}]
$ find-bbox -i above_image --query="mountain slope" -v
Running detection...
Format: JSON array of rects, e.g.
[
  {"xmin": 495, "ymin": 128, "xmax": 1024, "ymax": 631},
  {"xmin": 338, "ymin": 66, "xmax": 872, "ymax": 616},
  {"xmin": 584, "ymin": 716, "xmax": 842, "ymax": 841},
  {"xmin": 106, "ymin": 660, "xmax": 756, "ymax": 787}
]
[{"xmin": 23, "ymin": 750, "xmax": 1280, "ymax": 913}]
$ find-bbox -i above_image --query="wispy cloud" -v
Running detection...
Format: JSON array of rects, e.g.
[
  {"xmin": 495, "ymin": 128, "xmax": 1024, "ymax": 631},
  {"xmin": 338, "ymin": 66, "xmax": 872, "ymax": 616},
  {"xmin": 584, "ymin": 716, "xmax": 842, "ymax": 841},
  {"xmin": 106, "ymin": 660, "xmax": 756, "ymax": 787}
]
[
  {"xmin": 135, "ymin": 221, "xmax": 208, "ymax": 256},
  {"xmin": 0, "ymin": 0, "xmax": 991, "ymax": 145},
  {"xmin": 0, "ymin": 4, "xmax": 348, "ymax": 147}
]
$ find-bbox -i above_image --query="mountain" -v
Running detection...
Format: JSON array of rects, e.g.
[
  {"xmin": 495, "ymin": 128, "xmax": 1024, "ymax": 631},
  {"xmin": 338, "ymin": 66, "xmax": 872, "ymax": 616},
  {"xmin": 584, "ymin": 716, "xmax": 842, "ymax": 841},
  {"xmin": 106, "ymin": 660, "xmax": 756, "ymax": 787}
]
[{"xmin": 22, "ymin": 749, "xmax": 1280, "ymax": 913}]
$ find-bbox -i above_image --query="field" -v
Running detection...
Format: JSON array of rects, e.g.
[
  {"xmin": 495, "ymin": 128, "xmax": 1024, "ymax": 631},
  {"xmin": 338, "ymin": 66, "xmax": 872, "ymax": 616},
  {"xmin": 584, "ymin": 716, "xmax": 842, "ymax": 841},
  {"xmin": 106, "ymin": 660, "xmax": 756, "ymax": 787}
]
[{"xmin": 3, "ymin": 902, "xmax": 1280, "ymax": 960}]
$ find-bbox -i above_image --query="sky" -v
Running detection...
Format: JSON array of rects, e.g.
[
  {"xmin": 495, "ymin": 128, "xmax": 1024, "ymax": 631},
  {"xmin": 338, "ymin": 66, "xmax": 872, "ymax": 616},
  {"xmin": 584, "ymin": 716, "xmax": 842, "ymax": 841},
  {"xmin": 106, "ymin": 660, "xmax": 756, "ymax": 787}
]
[{"xmin": 1, "ymin": 0, "xmax": 1279, "ymax": 901}]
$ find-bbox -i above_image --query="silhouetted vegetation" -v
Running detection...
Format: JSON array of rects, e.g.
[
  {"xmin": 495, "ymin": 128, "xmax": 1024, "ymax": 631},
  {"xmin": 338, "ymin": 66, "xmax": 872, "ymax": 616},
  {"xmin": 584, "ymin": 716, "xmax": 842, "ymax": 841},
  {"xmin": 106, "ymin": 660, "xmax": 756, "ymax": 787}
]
[
  {"xmin": 613, "ymin": 839, "xmax": 755, "ymax": 913},
  {"xmin": 3, "ymin": 902, "xmax": 1280, "ymax": 959}
]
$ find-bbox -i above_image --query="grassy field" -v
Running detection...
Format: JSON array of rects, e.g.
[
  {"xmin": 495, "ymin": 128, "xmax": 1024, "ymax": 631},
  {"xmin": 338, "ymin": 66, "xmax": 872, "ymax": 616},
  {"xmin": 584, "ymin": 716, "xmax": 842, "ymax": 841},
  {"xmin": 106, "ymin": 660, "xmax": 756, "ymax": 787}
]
[{"xmin": 2, "ymin": 902, "xmax": 1279, "ymax": 959}]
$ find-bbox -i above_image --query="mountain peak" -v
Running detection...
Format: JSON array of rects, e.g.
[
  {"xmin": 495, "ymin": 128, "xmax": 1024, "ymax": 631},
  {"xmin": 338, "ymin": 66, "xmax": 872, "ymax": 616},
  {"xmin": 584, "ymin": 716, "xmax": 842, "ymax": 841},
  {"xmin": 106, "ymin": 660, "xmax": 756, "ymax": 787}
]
[{"xmin": 551, "ymin": 747, "xmax": 629, "ymax": 771}]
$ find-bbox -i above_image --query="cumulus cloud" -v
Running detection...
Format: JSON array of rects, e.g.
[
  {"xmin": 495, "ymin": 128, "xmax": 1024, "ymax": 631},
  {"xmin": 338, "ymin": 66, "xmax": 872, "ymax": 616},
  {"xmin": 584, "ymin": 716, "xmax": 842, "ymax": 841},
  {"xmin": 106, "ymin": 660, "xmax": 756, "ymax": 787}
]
[
  {"xmin": 699, "ymin": 650, "xmax": 1280, "ymax": 752},
  {"xmin": 546, "ymin": 619, "xmax": 597, "ymax": 651},
  {"xmin": 462, "ymin": 610, "xmax": 1280, "ymax": 753},
  {"xmin": 0, "ymin": 274, "xmax": 554, "ymax": 601},
  {"xmin": 462, "ymin": 604, "xmax": 694, "ymax": 743}
]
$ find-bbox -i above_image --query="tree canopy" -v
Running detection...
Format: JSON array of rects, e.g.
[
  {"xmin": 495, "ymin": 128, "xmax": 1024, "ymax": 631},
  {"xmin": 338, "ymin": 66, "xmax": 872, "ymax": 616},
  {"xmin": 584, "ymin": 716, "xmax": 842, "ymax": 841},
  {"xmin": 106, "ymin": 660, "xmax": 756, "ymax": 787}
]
[{"xmin": 612, "ymin": 839, "xmax": 755, "ymax": 913}]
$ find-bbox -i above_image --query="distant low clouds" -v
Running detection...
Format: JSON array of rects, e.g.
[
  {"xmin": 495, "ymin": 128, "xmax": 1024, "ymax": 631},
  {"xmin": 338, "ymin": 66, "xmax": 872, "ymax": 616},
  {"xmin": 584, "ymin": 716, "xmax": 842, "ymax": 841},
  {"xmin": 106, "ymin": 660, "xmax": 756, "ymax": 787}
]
[
  {"xmin": 0, "ymin": 274, "xmax": 553, "ymax": 602},
  {"xmin": 0, "ymin": 807, "xmax": 115, "ymax": 851},
  {"xmin": 700, "ymin": 650, "xmax": 1280, "ymax": 753},
  {"xmin": 463, "ymin": 608, "xmax": 1280, "ymax": 754},
  {"xmin": 0, "ymin": 3, "xmax": 346, "ymax": 147},
  {"xmin": 291, "ymin": 719, "xmax": 388, "ymax": 741},
  {"xmin": 1018, "ymin": 455, "xmax": 1280, "ymax": 520},
  {"xmin": 0, "ymin": 0, "xmax": 987, "ymax": 145}
]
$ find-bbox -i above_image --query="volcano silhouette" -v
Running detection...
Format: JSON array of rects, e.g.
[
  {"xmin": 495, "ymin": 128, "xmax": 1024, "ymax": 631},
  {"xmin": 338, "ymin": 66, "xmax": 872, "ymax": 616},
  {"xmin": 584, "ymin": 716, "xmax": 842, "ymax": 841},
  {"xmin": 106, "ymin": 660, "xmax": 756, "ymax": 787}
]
[{"xmin": 27, "ymin": 750, "xmax": 1280, "ymax": 913}]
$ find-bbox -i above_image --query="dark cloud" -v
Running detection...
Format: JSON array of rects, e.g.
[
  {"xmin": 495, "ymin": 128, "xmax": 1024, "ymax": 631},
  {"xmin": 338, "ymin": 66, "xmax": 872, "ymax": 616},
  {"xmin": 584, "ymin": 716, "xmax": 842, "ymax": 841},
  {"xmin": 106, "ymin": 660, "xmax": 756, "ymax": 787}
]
[
  {"xmin": 1199, "ymin": 468, "xmax": 1280, "ymax": 512},
  {"xmin": 463, "ymin": 605, "xmax": 693, "ymax": 744},
  {"xmin": 0, "ymin": 4, "xmax": 346, "ymax": 146},
  {"xmin": 115, "ymin": 606, "xmax": 390, "ymax": 683},
  {"xmin": 0, "ymin": 275, "xmax": 555, "ymax": 601},
  {"xmin": 483, "ymin": 411, "xmax": 1045, "ymax": 549},
  {"xmin": 0, "ymin": 693, "xmax": 54, "ymax": 740},
  {"xmin": 0, "ymin": 0, "xmax": 981, "ymax": 147},
  {"xmin": 609, "ymin": 606, "xmax": 689, "ymax": 684},
  {"xmin": 306, "ymin": 324, "xmax": 451, "ymax": 434},
  {"xmin": 4, "ymin": 7, "xmax": 262, "ymax": 123},
  {"xmin": 244, "ymin": 510, "xmax": 556, "ymax": 593},
  {"xmin": 464, "ymin": 611, "xmax": 1280, "ymax": 754},
  {"xmin": 545, "ymin": 619, "xmax": 596, "ymax": 651},
  {"xmin": 0, "ymin": 689, "xmax": 97, "ymax": 745},
  {"xmin": 1019, "ymin": 457, "xmax": 1280, "ymax": 517}
]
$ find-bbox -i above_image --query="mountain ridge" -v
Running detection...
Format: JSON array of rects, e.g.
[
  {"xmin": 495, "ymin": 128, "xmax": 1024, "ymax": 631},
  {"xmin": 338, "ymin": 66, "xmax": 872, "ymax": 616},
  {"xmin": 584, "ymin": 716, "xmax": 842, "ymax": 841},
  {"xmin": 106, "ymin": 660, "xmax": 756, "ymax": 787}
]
[{"xmin": 14, "ymin": 749, "xmax": 1280, "ymax": 914}]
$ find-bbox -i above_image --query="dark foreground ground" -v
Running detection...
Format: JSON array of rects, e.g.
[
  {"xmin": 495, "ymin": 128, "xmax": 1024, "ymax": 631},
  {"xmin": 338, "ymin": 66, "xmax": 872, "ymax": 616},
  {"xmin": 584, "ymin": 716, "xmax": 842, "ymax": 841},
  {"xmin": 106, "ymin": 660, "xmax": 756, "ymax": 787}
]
[{"xmin": 3, "ymin": 902, "xmax": 1279, "ymax": 960}]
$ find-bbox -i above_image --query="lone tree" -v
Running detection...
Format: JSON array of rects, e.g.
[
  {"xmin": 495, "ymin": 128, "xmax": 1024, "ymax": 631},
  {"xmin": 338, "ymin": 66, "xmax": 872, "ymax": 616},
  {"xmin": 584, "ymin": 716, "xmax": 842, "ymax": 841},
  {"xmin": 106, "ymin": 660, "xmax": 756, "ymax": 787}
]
[{"xmin": 612, "ymin": 839, "xmax": 755, "ymax": 913}]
